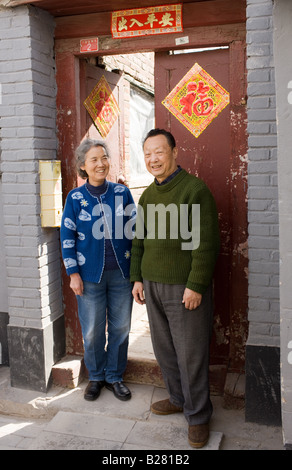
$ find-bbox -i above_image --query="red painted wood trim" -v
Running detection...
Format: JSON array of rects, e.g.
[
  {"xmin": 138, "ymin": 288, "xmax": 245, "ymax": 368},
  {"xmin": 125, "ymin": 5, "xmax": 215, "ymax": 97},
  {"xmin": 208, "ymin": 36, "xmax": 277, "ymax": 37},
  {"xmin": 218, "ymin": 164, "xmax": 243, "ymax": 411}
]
[{"xmin": 54, "ymin": 0, "xmax": 246, "ymax": 39}]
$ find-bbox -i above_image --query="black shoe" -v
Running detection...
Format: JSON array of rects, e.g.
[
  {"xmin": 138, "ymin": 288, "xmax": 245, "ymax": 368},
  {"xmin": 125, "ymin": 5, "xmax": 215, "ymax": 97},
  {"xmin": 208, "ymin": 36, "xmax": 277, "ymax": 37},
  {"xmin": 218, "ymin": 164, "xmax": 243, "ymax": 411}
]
[
  {"xmin": 84, "ymin": 381, "xmax": 105, "ymax": 401},
  {"xmin": 105, "ymin": 381, "xmax": 131, "ymax": 401}
]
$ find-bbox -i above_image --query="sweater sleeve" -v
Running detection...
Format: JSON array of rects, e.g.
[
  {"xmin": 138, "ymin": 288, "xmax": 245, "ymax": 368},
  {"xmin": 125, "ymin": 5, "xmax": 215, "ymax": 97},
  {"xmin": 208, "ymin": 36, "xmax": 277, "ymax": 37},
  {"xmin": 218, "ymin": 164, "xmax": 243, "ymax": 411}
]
[
  {"xmin": 186, "ymin": 186, "xmax": 220, "ymax": 294},
  {"xmin": 60, "ymin": 193, "xmax": 79, "ymax": 277}
]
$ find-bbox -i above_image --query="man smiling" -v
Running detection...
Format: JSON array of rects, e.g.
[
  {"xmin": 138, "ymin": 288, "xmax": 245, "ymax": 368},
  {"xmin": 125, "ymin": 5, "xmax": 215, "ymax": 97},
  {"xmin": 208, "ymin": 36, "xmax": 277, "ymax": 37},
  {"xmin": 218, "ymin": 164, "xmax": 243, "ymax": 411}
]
[
  {"xmin": 143, "ymin": 129, "xmax": 178, "ymax": 183},
  {"xmin": 131, "ymin": 128, "xmax": 220, "ymax": 448}
]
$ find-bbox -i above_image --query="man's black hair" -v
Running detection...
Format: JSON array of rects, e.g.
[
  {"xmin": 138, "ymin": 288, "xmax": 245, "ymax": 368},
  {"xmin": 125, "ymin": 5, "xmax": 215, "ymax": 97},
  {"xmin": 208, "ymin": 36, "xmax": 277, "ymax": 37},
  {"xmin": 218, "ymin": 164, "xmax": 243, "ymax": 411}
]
[{"xmin": 143, "ymin": 128, "xmax": 176, "ymax": 150}]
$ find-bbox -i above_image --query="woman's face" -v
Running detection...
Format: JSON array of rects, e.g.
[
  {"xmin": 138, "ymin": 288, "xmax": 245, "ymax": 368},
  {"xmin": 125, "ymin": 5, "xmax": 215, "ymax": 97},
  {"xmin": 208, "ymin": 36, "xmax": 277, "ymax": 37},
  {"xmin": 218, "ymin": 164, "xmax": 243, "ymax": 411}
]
[{"xmin": 81, "ymin": 145, "xmax": 110, "ymax": 186}]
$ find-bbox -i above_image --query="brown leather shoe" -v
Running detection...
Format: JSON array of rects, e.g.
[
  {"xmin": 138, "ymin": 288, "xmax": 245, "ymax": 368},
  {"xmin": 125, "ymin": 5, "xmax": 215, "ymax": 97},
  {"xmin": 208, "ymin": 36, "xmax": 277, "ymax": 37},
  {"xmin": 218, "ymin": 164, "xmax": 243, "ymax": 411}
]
[
  {"xmin": 188, "ymin": 424, "xmax": 209, "ymax": 448},
  {"xmin": 151, "ymin": 398, "xmax": 183, "ymax": 415}
]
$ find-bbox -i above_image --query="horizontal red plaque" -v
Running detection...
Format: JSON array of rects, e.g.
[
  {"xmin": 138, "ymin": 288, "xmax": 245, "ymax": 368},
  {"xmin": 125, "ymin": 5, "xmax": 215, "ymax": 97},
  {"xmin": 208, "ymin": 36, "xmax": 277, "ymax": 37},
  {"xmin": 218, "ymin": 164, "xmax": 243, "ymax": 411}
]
[
  {"xmin": 80, "ymin": 38, "xmax": 99, "ymax": 53},
  {"xmin": 111, "ymin": 4, "xmax": 183, "ymax": 39}
]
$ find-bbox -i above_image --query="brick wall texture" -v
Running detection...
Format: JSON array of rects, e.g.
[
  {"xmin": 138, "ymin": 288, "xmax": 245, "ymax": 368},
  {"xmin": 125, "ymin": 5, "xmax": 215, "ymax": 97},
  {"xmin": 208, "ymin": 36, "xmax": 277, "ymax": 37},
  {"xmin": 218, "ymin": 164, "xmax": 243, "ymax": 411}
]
[
  {"xmin": 101, "ymin": 53, "xmax": 154, "ymax": 93},
  {"xmin": 246, "ymin": 0, "xmax": 280, "ymax": 347},
  {"xmin": 0, "ymin": 6, "xmax": 63, "ymax": 329}
]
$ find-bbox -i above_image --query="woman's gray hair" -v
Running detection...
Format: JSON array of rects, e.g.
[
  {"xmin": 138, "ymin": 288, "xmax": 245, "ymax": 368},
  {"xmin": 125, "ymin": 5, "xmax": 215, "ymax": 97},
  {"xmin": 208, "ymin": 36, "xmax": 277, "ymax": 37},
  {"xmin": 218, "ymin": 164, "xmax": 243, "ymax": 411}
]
[{"xmin": 75, "ymin": 139, "xmax": 110, "ymax": 179}]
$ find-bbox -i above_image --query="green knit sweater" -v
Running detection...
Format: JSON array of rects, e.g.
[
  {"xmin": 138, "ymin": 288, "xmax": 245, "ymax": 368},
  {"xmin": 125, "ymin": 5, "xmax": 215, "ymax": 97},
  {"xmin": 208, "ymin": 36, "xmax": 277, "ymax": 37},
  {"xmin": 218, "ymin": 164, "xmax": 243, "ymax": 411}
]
[{"xmin": 130, "ymin": 169, "xmax": 220, "ymax": 295}]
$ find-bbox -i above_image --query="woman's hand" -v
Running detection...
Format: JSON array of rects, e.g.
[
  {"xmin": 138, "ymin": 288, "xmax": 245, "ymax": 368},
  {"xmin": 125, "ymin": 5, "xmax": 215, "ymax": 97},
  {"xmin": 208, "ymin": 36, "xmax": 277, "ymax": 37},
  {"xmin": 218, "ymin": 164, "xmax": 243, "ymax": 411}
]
[{"xmin": 70, "ymin": 273, "xmax": 84, "ymax": 296}]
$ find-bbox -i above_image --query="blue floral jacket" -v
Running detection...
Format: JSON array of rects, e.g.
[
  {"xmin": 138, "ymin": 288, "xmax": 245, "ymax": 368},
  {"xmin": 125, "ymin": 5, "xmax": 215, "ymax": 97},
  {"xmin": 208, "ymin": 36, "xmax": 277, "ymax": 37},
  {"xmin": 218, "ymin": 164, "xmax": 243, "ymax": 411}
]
[{"xmin": 60, "ymin": 182, "xmax": 136, "ymax": 282}]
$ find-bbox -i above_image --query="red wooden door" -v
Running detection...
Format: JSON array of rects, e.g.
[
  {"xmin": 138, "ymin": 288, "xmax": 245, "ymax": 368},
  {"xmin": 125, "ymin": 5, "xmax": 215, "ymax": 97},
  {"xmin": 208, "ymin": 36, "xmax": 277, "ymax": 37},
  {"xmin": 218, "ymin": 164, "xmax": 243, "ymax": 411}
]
[
  {"xmin": 80, "ymin": 62, "xmax": 126, "ymax": 183},
  {"xmin": 155, "ymin": 48, "xmax": 247, "ymax": 370}
]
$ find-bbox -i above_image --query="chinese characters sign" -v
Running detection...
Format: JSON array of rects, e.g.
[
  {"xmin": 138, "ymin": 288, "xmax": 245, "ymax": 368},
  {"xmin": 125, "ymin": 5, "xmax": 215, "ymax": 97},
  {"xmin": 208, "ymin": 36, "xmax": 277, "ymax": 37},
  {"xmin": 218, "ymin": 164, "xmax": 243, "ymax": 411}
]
[
  {"xmin": 111, "ymin": 4, "xmax": 183, "ymax": 38},
  {"xmin": 84, "ymin": 76, "xmax": 120, "ymax": 138},
  {"xmin": 162, "ymin": 63, "xmax": 230, "ymax": 138}
]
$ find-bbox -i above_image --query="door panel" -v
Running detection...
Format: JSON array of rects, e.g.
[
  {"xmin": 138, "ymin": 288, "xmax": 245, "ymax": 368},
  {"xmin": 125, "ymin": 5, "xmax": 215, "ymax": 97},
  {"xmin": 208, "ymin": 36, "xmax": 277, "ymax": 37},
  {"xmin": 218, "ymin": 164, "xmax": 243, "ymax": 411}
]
[
  {"xmin": 80, "ymin": 62, "xmax": 125, "ymax": 183},
  {"xmin": 155, "ymin": 48, "xmax": 245, "ymax": 367}
]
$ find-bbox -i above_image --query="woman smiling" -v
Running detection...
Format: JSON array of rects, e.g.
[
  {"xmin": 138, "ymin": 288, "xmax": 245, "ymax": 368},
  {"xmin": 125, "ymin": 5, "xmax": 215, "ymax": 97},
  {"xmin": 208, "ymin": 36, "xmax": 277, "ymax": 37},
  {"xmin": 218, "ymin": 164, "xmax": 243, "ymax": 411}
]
[{"xmin": 61, "ymin": 139, "xmax": 135, "ymax": 402}]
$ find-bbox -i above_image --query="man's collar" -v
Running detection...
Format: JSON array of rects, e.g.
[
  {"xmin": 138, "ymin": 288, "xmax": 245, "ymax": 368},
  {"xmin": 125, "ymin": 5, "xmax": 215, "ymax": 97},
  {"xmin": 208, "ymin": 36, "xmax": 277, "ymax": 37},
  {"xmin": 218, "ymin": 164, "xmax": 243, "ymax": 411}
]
[{"xmin": 155, "ymin": 166, "xmax": 182, "ymax": 186}]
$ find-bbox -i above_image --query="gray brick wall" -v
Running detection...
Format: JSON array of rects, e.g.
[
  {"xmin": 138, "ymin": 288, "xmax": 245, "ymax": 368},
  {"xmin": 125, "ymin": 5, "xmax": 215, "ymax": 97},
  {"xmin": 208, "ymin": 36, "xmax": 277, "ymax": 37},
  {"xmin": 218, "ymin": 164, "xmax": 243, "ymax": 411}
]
[
  {"xmin": 274, "ymin": 0, "xmax": 292, "ymax": 447},
  {"xmin": 246, "ymin": 0, "xmax": 280, "ymax": 347},
  {"xmin": 0, "ymin": 5, "xmax": 63, "ymax": 330},
  {"xmin": 101, "ymin": 53, "xmax": 154, "ymax": 93}
]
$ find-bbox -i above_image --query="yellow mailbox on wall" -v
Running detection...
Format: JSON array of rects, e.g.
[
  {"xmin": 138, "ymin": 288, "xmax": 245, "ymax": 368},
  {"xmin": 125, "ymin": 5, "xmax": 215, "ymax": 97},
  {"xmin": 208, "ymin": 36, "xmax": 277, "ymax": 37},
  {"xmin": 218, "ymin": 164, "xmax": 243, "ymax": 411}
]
[{"xmin": 39, "ymin": 160, "xmax": 63, "ymax": 227}]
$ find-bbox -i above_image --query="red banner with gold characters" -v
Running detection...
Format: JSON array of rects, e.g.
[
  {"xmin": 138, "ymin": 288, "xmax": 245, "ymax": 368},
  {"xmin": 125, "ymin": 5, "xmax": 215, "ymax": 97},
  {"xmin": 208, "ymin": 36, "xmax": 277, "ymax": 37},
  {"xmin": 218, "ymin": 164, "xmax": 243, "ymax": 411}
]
[
  {"xmin": 111, "ymin": 4, "xmax": 183, "ymax": 38},
  {"xmin": 162, "ymin": 63, "xmax": 230, "ymax": 138},
  {"xmin": 84, "ymin": 76, "xmax": 120, "ymax": 138}
]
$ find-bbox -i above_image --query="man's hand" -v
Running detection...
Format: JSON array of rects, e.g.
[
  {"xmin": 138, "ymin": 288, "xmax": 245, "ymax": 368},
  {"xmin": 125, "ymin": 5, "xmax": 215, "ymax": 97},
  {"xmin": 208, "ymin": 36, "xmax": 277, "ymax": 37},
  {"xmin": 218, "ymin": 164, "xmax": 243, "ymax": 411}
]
[
  {"xmin": 70, "ymin": 273, "xmax": 84, "ymax": 296},
  {"xmin": 182, "ymin": 288, "xmax": 202, "ymax": 310},
  {"xmin": 132, "ymin": 281, "xmax": 146, "ymax": 305}
]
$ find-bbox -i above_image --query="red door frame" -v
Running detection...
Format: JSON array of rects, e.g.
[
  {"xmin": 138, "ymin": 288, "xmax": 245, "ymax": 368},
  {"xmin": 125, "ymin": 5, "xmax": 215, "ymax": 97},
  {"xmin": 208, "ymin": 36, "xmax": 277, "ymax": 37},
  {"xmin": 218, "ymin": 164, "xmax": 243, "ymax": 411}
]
[{"xmin": 55, "ymin": 23, "xmax": 248, "ymax": 371}]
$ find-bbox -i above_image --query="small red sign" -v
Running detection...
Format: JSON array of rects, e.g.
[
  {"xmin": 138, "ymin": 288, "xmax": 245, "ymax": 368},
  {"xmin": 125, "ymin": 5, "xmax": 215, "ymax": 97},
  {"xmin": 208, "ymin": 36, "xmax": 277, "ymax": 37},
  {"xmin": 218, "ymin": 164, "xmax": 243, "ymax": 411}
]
[
  {"xmin": 80, "ymin": 38, "xmax": 99, "ymax": 53},
  {"xmin": 111, "ymin": 4, "xmax": 183, "ymax": 39}
]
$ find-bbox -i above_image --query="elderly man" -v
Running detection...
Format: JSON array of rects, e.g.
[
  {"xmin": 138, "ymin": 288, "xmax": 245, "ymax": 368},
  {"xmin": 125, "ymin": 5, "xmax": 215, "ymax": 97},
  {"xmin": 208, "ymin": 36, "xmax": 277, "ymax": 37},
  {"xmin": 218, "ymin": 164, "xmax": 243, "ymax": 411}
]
[{"xmin": 130, "ymin": 128, "xmax": 220, "ymax": 448}]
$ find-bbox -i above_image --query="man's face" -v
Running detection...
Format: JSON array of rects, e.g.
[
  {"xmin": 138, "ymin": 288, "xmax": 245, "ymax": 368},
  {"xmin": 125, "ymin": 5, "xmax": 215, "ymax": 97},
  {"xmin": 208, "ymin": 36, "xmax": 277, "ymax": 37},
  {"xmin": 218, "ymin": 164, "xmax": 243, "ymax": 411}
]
[{"xmin": 143, "ymin": 134, "xmax": 178, "ymax": 183}]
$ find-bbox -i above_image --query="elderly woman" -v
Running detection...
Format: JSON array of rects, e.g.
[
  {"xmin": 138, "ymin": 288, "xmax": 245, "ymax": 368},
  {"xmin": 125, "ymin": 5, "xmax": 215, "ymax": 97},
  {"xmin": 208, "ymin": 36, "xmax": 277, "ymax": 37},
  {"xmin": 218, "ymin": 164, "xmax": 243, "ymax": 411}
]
[{"xmin": 60, "ymin": 139, "xmax": 135, "ymax": 402}]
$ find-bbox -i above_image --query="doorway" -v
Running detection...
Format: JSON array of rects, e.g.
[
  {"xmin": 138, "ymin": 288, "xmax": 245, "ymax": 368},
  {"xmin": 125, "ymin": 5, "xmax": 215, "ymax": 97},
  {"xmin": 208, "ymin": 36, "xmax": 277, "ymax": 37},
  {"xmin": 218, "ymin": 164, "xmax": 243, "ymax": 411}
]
[
  {"xmin": 56, "ymin": 33, "xmax": 248, "ymax": 381},
  {"xmin": 78, "ymin": 44, "xmax": 247, "ymax": 369}
]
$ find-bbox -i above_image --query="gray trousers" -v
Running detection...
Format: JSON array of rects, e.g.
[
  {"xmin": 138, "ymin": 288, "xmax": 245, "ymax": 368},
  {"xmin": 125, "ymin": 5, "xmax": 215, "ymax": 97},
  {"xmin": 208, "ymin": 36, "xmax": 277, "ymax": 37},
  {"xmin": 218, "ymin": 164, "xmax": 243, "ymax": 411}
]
[{"xmin": 143, "ymin": 280, "xmax": 213, "ymax": 425}]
